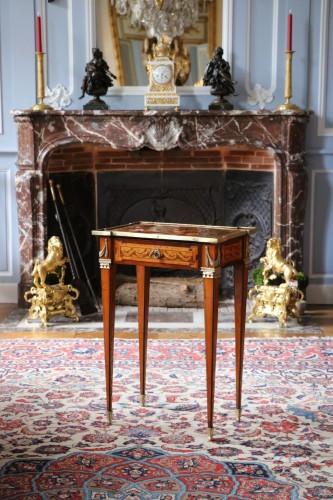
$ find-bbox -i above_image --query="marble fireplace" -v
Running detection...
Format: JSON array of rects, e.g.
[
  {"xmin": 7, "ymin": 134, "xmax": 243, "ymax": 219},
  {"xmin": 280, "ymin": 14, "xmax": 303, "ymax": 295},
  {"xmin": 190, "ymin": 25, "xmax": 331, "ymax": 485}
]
[{"xmin": 13, "ymin": 109, "xmax": 311, "ymax": 306}]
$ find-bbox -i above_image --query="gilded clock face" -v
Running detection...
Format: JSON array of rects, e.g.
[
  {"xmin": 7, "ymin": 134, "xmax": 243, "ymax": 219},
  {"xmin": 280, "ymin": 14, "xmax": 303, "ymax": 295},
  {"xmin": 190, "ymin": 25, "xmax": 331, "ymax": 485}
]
[{"xmin": 152, "ymin": 64, "xmax": 172, "ymax": 85}]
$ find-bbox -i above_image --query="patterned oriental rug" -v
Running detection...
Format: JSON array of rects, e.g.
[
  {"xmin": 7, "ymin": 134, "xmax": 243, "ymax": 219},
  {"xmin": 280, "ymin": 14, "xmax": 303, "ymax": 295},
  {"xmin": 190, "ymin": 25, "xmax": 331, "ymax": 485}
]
[{"xmin": 0, "ymin": 338, "xmax": 332, "ymax": 499}]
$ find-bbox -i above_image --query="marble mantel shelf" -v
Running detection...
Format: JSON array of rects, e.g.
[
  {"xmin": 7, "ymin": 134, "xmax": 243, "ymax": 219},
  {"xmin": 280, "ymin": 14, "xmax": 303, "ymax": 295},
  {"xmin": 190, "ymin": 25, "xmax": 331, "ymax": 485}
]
[
  {"xmin": 12, "ymin": 108, "xmax": 312, "ymax": 158},
  {"xmin": 12, "ymin": 108, "xmax": 312, "ymax": 306}
]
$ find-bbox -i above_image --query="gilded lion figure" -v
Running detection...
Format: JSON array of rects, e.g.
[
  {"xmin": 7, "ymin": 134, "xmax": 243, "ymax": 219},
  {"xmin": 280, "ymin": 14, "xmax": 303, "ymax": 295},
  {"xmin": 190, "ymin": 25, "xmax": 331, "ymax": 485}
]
[
  {"xmin": 260, "ymin": 237, "xmax": 297, "ymax": 285},
  {"xmin": 31, "ymin": 236, "xmax": 68, "ymax": 287}
]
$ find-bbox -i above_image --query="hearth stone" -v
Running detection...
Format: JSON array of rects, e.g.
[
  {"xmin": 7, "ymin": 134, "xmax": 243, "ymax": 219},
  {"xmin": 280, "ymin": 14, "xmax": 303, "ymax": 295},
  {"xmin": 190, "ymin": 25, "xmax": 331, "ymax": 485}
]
[{"xmin": 0, "ymin": 303, "xmax": 323, "ymax": 335}]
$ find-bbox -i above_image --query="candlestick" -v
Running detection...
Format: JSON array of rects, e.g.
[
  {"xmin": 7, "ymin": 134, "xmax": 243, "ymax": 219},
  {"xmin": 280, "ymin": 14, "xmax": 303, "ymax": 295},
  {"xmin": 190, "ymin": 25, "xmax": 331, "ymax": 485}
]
[
  {"xmin": 276, "ymin": 51, "xmax": 299, "ymax": 111},
  {"xmin": 287, "ymin": 11, "xmax": 293, "ymax": 51},
  {"xmin": 31, "ymin": 52, "xmax": 53, "ymax": 110},
  {"xmin": 36, "ymin": 14, "xmax": 42, "ymax": 53}
]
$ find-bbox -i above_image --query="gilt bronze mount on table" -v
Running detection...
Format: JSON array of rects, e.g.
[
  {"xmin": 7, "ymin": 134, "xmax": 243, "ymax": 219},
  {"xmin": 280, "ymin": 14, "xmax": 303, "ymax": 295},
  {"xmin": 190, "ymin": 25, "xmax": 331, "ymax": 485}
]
[{"xmin": 24, "ymin": 236, "xmax": 79, "ymax": 326}]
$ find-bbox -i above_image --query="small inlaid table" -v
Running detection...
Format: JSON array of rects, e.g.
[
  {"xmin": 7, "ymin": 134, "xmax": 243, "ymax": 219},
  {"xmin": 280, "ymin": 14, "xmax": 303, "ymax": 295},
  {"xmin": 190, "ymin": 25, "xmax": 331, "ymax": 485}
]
[{"xmin": 92, "ymin": 221, "xmax": 255, "ymax": 439}]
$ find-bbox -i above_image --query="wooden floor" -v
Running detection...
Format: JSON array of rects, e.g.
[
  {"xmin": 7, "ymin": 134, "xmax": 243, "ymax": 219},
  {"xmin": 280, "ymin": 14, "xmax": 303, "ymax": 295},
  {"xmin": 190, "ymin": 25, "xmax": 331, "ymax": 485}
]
[{"xmin": 0, "ymin": 303, "xmax": 332, "ymax": 338}]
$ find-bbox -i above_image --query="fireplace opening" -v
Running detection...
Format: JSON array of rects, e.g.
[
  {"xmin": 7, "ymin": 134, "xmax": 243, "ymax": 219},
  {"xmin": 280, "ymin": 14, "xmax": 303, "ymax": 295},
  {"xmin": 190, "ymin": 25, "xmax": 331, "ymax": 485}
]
[{"xmin": 46, "ymin": 145, "xmax": 273, "ymax": 306}]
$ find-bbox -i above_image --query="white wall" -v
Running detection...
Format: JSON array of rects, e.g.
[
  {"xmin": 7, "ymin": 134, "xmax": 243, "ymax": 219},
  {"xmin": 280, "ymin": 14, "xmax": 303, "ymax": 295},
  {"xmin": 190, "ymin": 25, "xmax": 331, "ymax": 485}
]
[{"xmin": 0, "ymin": 0, "xmax": 332, "ymax": 303}]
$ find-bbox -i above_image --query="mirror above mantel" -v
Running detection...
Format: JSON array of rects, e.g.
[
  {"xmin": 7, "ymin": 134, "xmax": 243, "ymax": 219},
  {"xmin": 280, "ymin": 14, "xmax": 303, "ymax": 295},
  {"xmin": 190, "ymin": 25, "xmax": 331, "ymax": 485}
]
[{"xmin": 96, "ymin": 0, "xmax": 222, "ymax": 89}]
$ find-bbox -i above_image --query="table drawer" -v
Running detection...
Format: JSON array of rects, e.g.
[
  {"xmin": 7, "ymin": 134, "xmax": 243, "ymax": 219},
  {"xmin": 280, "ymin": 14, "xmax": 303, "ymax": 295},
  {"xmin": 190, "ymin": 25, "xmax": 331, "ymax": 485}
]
[
  {"xmin": 114, "ymin": 241, "xmax": 199, "ymax": 268},
  {"xmin": 221, "ymin": 240, "xmax": 243, "ymax": 265}
]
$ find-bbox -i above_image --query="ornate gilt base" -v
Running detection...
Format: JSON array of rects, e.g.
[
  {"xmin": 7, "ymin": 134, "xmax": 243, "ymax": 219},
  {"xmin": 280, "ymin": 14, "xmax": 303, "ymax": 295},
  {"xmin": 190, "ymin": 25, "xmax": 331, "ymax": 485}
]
[
  {"xmin": 31, "ymin": 101, "xmax": 53, "ymax": 111},
  {"xmin": 276, "ymin": 101, "xmax": 300, "ymax": 111},
  {"xmin": 248, "ymin": 284, "xmax": 304, "ymax": 328},
  {"xmin": 24, "ymin": 283, "xmax": 79, "ymax": 326},
  {"xmin": 144, "ymin": 93, "xmax": 180, "ymax": 111}
]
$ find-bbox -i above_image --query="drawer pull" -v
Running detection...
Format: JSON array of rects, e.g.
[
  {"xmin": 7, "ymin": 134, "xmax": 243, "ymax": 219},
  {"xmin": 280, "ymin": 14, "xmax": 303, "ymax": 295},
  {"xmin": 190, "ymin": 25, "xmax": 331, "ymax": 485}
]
[{"xmin": 149, "ymin": 248, "xmax": 161, "ymax": 259}]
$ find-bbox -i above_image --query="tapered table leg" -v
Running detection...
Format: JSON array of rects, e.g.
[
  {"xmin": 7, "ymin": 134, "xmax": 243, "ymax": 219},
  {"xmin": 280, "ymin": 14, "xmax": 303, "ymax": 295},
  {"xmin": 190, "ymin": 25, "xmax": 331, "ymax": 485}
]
[
  {"xmin": 233, "ymin": 259, "xmax": 249, "ymax": 421},
  {"xmin": 136, "ymin": 265, "xmax": 150, "ymax": 407},
  {"xmin": 203, "ymin": 271, "xmax": 220, "ymax": 440},
  {"xmin": 101, "ymin": 263, "xmax": 117, "ymax": 420}
]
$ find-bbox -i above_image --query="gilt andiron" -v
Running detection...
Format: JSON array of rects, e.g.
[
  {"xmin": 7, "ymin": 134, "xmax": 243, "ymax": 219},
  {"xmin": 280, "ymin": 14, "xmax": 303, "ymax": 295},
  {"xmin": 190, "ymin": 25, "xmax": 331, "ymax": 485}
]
[
  {"xmin": 248, "ymin": 237, "xmax": 304, "ymax": 327},
  {"xmin": 25, "ymin": 236, "xmax": 79, "ymax": 326}
]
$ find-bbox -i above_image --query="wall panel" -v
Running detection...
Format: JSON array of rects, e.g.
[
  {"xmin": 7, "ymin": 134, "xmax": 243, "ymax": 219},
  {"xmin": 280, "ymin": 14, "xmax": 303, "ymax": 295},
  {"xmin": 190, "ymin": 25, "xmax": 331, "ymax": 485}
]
[
  {"xmin": 318, "ymin": 0, "xmax": 333, "ymax": 135},
  {"xmin": 245, "ymin": 0, "xmax": 278, "ymax": 109},
  {"xmin": 0, "ymin": 168, "xmax": 13, "ymax": 276},
  {"xmin": 309, "ymin": 170, "xmax": 333, "ymax": 276}
]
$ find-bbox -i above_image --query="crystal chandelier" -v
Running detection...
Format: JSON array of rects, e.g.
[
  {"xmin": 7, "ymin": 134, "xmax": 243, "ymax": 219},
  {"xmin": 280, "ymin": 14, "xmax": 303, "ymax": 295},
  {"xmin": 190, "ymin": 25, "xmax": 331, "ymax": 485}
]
[{"xmin": 111, "ymin": 0, "xmax": 211, "ymax": 39}]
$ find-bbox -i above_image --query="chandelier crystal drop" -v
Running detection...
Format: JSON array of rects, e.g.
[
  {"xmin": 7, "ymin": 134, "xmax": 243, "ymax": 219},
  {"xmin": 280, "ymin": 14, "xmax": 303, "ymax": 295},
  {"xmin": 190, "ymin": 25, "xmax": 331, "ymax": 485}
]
[{"xmin": 111, "ymin": 0, "xmax": 211, "ymax": 39}]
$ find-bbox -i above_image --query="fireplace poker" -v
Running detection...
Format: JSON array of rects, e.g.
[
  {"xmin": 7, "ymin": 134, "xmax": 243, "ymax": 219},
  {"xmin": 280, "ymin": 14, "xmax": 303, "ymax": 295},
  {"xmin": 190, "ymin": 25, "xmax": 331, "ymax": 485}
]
[
  {"xmin": 49, "ymin": 179, "xmax": 98, "ymax": 316},
  {"xmin": 56, "ymin": 182, "xmax": 100, "ymax": 311}
]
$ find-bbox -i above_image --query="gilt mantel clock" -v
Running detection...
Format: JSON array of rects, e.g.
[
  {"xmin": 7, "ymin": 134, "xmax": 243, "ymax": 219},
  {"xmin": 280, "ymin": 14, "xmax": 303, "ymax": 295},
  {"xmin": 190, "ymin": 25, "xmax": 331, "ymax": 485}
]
[{"xmin": 144, "ymin": 36, "xmax": 180, "ymax": 110}]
